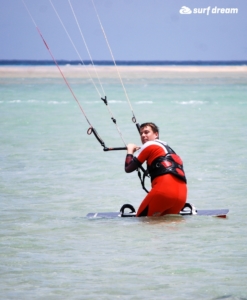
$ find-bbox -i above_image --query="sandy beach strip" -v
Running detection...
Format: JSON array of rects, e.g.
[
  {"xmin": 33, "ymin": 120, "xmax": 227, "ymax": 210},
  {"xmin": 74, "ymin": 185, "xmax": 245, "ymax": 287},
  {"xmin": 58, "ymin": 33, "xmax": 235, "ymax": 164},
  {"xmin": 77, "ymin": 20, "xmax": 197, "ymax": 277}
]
[{"xmin": 0, "ymin": 65, "xmax": 247, "ymax": 78}]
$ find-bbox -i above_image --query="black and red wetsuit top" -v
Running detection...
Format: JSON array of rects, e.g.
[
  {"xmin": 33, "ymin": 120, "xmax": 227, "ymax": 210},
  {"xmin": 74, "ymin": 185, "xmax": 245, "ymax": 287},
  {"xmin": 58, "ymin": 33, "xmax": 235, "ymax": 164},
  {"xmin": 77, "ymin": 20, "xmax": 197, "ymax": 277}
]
[{"xmin": 125, "ymin": 140, "xmax": 187, "ymax": 183}]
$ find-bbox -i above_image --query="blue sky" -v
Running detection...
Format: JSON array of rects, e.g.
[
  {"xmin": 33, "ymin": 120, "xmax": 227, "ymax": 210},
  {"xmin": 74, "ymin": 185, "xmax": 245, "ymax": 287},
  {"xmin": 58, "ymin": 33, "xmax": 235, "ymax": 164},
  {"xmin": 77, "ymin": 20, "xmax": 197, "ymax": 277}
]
[{"xmin": 0, "ymin": 0, "xmax": 246, "ymax": 61}]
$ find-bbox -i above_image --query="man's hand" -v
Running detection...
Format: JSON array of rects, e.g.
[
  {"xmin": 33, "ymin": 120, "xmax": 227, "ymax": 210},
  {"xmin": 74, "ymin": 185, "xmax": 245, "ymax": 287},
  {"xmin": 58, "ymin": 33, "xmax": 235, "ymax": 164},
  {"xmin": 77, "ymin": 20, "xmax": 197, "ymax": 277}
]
[{"xmin": 127, "ymin": 144, "xmax": 140, "ymax": 154}]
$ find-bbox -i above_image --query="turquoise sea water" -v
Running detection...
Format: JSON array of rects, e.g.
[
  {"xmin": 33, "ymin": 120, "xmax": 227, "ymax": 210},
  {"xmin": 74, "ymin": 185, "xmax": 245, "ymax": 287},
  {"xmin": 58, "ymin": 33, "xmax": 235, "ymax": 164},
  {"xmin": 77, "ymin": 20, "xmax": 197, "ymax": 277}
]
[{"xmin": 1, "ymin": 67, "xmax": 247, "ymax": 299}]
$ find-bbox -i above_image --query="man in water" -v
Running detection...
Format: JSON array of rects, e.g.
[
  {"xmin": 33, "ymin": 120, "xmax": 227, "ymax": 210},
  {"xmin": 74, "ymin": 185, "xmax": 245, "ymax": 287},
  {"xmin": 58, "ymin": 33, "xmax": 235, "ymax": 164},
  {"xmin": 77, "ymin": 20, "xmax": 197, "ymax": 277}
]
[{"xmin": 125, "ymin": 122, "xmax": 187, "ymax": 217}]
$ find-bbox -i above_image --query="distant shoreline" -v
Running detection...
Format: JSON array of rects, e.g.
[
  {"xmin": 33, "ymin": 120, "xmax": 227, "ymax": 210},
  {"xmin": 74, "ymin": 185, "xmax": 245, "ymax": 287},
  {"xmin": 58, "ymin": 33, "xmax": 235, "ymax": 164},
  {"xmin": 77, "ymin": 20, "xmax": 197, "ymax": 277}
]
[
  {"xmin": 0, "ymin": 60, "xmax": 247, "ymax": 66},
  {"xmin": 0, "ymin": 65, "xmax": 247, "ymax": 78}
]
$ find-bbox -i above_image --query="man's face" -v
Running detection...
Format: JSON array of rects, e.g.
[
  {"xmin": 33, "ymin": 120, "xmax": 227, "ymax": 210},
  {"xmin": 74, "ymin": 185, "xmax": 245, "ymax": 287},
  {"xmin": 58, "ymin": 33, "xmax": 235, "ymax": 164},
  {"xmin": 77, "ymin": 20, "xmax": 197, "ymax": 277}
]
[{"xmin": 140, "ymin": 126, "xmax": 158, "ymax": 144}]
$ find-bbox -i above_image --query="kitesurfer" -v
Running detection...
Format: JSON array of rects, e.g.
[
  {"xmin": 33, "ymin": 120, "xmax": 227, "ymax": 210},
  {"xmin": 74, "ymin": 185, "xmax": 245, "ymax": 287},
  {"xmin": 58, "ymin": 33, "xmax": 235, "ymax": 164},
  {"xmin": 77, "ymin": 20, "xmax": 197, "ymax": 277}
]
[{"xmin": 125, "ymin": 122, "xmax": 187, "ymax": 217}]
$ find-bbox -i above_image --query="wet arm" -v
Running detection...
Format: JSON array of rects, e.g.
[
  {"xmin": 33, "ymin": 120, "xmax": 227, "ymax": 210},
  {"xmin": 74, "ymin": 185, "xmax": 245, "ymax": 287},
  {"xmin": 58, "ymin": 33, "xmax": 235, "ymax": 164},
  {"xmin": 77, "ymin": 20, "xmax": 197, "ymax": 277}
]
[{"xmin": 125, "ymin": 154, "xmax": 141, "ymax": 173}]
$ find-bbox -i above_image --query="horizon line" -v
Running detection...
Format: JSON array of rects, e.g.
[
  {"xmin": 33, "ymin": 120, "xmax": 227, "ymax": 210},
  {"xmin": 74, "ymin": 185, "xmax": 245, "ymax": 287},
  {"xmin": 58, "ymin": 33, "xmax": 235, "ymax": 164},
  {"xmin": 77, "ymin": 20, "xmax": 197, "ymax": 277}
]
[{"xmin": 0, "ymin": 59, "xmax": 247, "ymax": 66}]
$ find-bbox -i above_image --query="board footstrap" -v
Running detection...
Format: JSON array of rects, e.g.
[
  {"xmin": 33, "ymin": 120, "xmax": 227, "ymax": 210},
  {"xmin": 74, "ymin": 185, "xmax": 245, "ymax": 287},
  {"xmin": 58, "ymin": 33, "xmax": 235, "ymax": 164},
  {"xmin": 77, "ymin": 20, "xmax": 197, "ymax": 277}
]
[
  {"xmin": 180, "ymin": 203, "xmax": 197, "ymax": 215},
  {"xmin": 120, "ymin": 204, "xmax": 136, "ymax": 217}
]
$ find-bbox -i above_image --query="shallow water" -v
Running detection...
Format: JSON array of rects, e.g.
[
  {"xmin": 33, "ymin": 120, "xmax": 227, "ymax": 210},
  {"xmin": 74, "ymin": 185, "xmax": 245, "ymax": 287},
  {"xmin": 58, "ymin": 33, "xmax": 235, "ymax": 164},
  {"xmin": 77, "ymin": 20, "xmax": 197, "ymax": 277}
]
[{"xmin": 1, "ymin": 68, "xmax": 247, "ymax": 299}]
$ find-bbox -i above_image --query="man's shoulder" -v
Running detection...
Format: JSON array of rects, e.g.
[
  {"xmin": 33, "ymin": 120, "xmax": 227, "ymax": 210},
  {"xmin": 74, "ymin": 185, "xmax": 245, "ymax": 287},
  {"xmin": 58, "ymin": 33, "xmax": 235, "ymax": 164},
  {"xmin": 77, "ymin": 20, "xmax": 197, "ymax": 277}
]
[
  {"xmin": 155, "ymin": 139, "xmax": 168, "ymax": 146},
  {"xmin": 141, "ymin": 140, "xmax": 168, "ymax": 150}
]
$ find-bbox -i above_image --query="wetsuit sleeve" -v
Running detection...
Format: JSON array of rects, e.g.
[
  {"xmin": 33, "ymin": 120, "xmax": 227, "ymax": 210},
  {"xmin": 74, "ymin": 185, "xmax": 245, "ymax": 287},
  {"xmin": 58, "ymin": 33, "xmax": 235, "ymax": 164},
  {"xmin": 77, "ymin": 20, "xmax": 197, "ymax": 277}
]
[
  {"xmin": 125, "ymin": 154, "xmax": 142, "ymax": 173},
  {"xmin": 136, "ymin": 141, "xmax": 166, "ymax": 166}
]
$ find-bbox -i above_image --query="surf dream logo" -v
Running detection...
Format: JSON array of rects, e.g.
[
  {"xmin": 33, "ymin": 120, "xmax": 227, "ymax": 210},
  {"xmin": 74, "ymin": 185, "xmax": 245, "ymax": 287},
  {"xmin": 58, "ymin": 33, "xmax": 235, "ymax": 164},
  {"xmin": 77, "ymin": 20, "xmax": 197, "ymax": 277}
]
[
  {"xmin": 179, "ymin": 6, "xmax": 192, "ymax": 14},
  {"xmin": 179, "ymin": 6, "xmax": 238, "ymax": 15}
]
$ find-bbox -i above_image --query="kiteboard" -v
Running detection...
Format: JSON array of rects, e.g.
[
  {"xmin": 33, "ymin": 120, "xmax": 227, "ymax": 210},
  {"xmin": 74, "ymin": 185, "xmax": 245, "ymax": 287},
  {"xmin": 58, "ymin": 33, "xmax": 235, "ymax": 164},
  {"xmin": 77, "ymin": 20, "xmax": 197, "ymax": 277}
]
[{"xmin": 87, "ymin": 203, "xmax": 229, "ymax": 219}]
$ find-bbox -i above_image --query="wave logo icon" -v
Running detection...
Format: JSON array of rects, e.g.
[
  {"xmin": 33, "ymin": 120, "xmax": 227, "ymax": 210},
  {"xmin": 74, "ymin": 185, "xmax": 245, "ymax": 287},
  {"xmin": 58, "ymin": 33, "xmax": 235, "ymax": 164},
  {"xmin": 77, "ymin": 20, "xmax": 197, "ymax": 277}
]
[{"xmin": 179, "ymin": 6, "xmax": 192, "ymax": 14}]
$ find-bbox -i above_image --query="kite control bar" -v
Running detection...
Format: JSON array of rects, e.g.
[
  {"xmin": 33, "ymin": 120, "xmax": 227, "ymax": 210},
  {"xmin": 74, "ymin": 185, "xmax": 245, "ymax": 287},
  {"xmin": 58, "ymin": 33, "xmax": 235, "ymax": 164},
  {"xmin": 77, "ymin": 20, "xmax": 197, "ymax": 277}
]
[{"xmin": 87, "ymin": 126, "xmax": 127, "ymax": 151}]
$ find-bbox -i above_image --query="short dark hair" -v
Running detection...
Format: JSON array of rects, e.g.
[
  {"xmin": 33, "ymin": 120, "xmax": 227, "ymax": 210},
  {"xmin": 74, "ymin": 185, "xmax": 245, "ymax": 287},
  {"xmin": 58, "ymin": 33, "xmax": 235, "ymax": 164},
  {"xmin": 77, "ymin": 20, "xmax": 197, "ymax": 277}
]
[{"xmin": 140, "ymin": 122, "xmax": 159, "ymax": 135}]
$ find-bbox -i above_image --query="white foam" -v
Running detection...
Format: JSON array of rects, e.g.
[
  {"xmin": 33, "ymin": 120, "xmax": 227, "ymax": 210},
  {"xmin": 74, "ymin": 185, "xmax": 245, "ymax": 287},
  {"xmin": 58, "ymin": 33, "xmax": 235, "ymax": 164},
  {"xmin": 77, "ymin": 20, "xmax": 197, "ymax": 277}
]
[
  {"xmin": 108, "ymin": 100, "xmax": 124, "ymax": 103},
  {"xmin": 27, "ymin": 99, "xmax": 39, "ymax": 102},
  {"xmin": 9, "ymin": 100, "xmax": 21, "ymax": 103},
  {"xmin": 135, "ymin": 101, "xmax": 153, "ymax": 104},
  {"xmin": 174, "ymin": 100, "xmax": 207, "ymax": 105}
]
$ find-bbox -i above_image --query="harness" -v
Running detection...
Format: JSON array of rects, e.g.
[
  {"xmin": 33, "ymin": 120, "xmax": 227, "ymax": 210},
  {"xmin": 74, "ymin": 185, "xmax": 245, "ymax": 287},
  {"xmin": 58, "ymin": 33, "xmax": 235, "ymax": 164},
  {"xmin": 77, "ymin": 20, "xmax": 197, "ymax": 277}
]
[{"xmin": 137, "ymin": 142, "xmax": 187, "ymax": 193}]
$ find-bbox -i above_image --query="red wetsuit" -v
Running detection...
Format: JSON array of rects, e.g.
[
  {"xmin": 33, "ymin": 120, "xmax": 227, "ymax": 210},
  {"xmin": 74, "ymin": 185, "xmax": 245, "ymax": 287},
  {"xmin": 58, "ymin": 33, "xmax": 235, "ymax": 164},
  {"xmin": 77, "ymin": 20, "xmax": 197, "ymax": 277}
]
[{"xmin": 125, "ymin": 140, "xmax": 187, "ymax": 217}]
